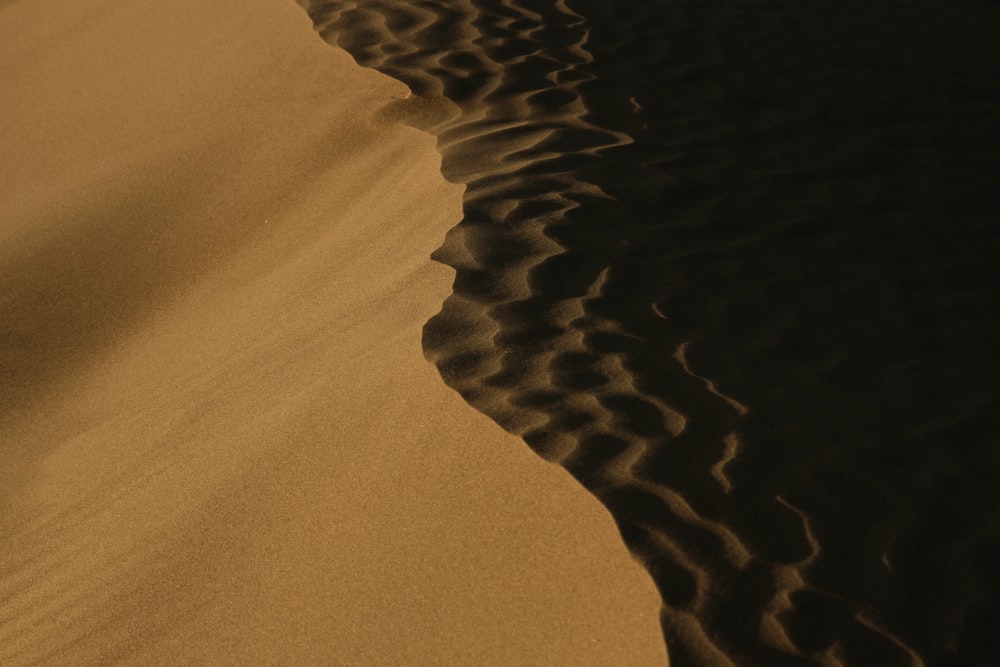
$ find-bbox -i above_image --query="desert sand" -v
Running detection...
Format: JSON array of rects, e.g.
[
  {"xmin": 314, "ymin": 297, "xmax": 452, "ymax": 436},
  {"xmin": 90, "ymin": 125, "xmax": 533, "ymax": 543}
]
[
  {"xmin": 5, "ymin": 0, "xmax": 1000, "ymax": 664},
  {"xmin": 0, "ymin": 0, "xmax": 667, "ymax": 664},
  {"xmin": 301, "ymin": 1, "xmax": 1000, "ymax": 666}
]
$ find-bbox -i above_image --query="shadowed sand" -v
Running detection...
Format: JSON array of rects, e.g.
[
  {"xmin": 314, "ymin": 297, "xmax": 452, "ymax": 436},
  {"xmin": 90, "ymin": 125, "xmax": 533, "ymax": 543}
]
[
  {"xmin": 0, "ymin": 0, "xmax": 668, "ymax": 664},
  {"xmin": 301, "ymin": 1, "xmax": 1000, "ymax": 665}
]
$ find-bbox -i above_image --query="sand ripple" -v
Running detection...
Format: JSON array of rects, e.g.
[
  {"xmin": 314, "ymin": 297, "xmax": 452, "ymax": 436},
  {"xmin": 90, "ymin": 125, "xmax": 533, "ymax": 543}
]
[{"xmin": 300, "ymin": 0, "xmax": 1000, "ymax": 665}]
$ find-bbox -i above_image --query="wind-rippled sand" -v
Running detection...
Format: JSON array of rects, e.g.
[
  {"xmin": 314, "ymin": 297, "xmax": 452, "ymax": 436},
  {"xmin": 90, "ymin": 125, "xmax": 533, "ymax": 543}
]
[
  {"xmin": 0, "ymin": 0, "xmax": 667, "ymax": 664},
  {"xmin": 303, "ymin": 0, "xmax": 1000, "ymax": 665}
]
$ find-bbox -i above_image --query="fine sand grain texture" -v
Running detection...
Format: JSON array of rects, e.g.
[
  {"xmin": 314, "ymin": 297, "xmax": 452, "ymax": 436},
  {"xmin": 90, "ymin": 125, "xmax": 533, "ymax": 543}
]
[
  {"xmin": 300, "ymin": 1, "xmax": 1000, "ymax": 665},
  {"xmin": 0, "ymin": 0, "xmax": 668, "ymax": 664}
]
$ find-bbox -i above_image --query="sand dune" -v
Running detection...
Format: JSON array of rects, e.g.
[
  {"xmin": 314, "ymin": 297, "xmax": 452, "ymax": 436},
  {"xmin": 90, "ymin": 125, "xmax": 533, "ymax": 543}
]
[
  {"xmin": 300, "ymin": 1, "xmax": 1000, "ymax": 665},
  {"xmin": 0, "ymin": 0, "xmax": 667, "ymax": 664}
]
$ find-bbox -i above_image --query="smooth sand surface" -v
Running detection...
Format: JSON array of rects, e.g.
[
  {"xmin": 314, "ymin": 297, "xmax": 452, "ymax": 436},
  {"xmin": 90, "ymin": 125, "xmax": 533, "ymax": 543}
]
[{"xmin": 0, "ymin": 0, "xmax": 667, "ymax": 664}]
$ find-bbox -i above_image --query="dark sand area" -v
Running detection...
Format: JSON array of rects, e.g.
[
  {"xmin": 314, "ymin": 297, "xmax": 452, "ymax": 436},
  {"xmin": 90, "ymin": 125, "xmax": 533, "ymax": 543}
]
[{"xmin": 305, "ymin": 0, "xmax": 1000, "ymax": 664}]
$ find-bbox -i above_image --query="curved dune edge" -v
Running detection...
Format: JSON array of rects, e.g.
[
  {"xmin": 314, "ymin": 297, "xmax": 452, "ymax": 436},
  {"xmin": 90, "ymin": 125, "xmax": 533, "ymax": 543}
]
[{"xmin": 0, "ymin": 1, "xmax": 667, "ymax": 665}]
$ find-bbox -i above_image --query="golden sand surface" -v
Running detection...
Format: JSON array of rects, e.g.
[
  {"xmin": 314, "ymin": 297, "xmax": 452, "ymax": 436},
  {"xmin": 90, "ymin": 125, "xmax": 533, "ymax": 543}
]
[{"xmin": 0, "ymin": 0, "xmax": 667, "ymax": 663}]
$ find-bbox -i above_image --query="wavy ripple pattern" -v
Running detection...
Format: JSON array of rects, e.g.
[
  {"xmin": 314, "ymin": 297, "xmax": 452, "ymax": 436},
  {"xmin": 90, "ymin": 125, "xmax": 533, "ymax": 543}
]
[{"xmin": 297, "ymin": 1, "xmax": 1000, "ymax": 665}]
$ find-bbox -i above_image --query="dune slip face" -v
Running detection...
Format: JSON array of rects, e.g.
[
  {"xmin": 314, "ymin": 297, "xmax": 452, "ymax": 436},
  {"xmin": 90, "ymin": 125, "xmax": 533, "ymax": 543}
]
[{"xmin": 299, "ymin": 0, "xmax": 1000, "ymax": 665}]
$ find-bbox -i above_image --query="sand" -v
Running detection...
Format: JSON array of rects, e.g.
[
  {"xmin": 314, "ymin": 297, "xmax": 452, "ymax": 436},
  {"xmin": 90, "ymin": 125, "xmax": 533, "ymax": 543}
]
[
  {"xmin": 6, "ymin": 0, "xmax": 999, "ymax": 664},
  {"xmin": 0, "ymin": 0, "xmax": 667, "ymax": 664},
  {"xmin": 301, "ymin": 1, "xmax": 1000, "ymax": 665}
]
